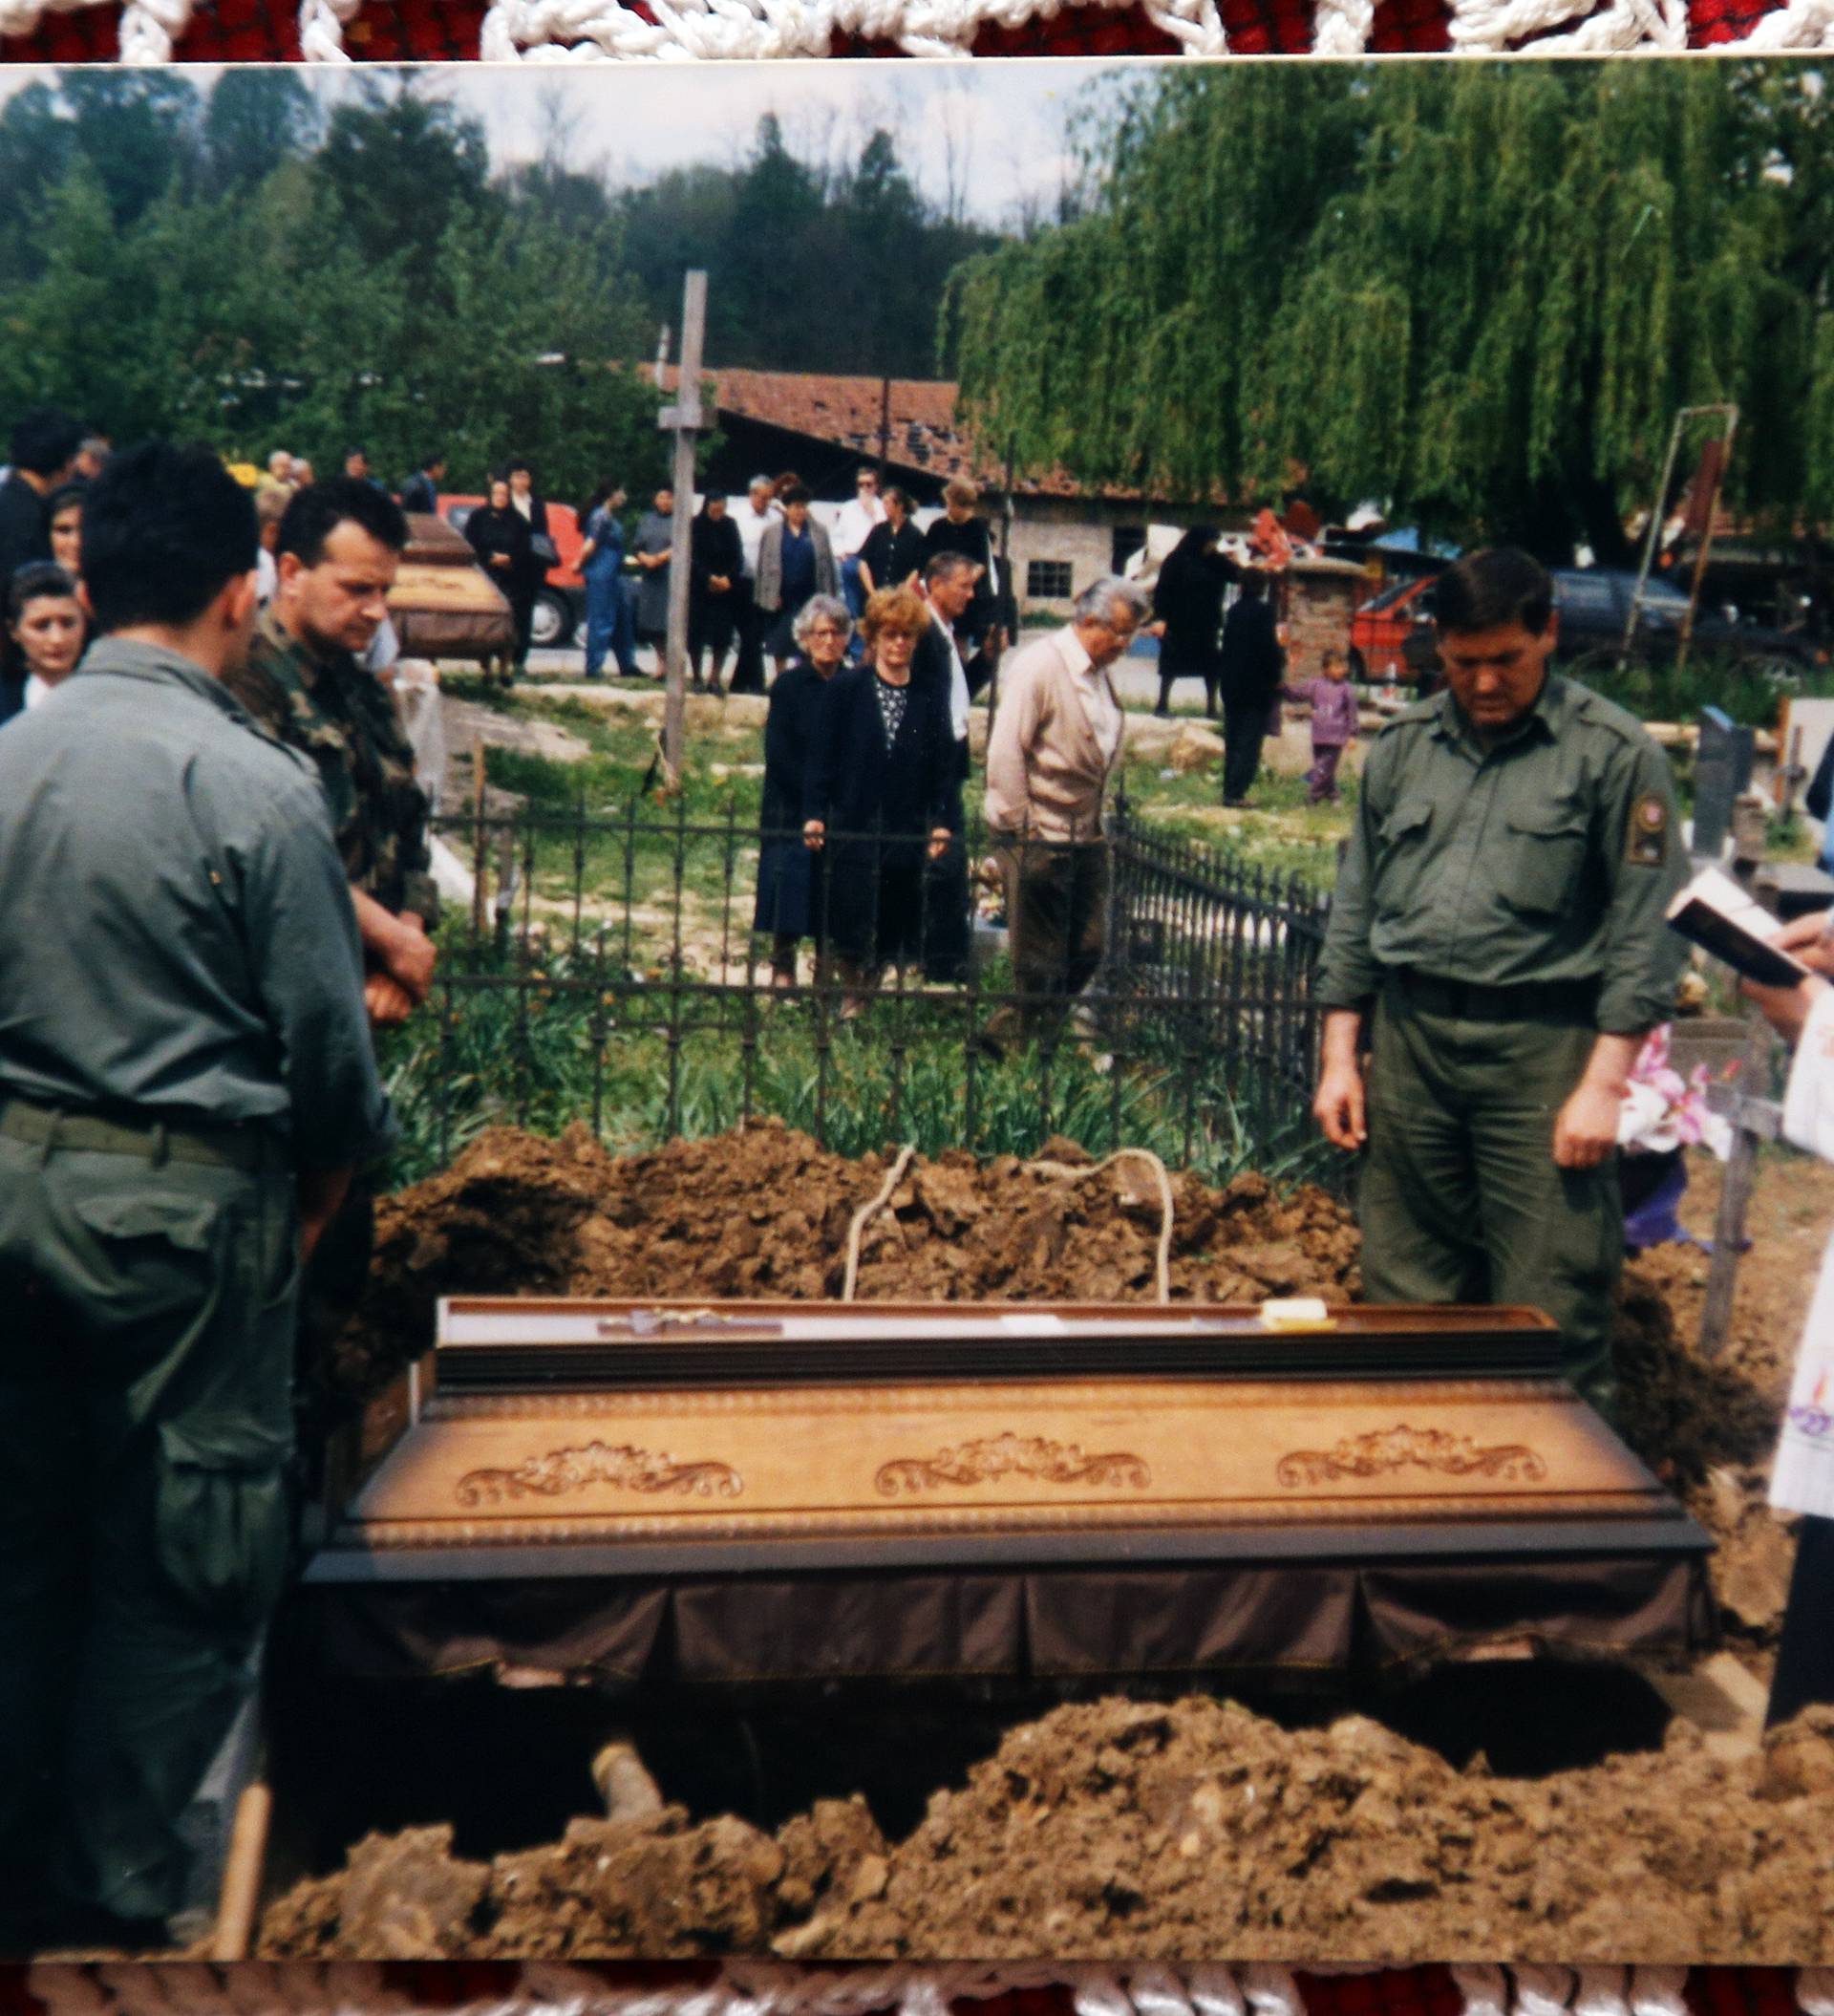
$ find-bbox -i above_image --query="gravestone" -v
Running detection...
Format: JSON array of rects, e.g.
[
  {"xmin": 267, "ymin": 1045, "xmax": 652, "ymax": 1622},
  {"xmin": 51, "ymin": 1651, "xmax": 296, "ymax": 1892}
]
[{"xmin": 1694, "ymin": 706, "xmax": 1755, "ymax": 861}]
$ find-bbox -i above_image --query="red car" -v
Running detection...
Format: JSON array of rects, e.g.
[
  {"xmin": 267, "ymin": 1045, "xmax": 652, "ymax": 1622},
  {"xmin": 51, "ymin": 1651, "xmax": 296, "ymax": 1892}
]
[
  {"xmin": 439, "ymin": 495, "xmax": 586, "ymax": 649},
  {"xmin": 1348, "ymin": 574, "xmax": 1435, "ymax": 683}
]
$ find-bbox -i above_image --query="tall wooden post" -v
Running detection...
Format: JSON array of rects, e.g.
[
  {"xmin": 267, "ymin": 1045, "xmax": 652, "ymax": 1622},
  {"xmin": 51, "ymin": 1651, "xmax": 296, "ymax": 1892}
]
[{"xmin": 659, "ymin": 270, "xmax": 708, "ymax": 783}]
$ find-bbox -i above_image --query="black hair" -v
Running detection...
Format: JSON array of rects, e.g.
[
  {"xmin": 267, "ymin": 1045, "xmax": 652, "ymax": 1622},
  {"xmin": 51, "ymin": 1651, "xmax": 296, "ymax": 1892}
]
[
  {"xmin": 1434, "ymin": 547, "xmax": 1554, "ymax": 636},
  {"xmin": 10, "ymin": 407, "xmax": 85, "ymax": 479},
  {"xmin": 45, "ymin": 482, "xmax": 87, "ymax": 521},
  {"xmin": 506, "ymin": 459, "xmax": 533, "ymax": 480},
  {"xmin": 883, "ymin": 486, "xmax": 913, "ymax": 514},
  {"xmin": 780, "ymin": 482, "xmax": 812, "ymax": 508},
  {"xmin": 8, "ymin": 560, "xmax": 79, "ymax": 625},
  {"xmin": 1238, "ymin": 571, "xmax": 1268, "ymax": 601},
  {"xmin": 2, "ymin": 561, "xmax": 81, "ymax": 688},
  {"xmin": 344, "ymin": 445, "xmax": 369, "ymax": 463},
  {"xmin": 421, "ymin": 450, "xmax": 447, "ymax": 471},
  {"xmin": 81, "ymin": 442, "xmax": 258, "ymax": 635},
  {"xmin": 276, "ymin": 477, "xmax": 408, "ymax": 568}
]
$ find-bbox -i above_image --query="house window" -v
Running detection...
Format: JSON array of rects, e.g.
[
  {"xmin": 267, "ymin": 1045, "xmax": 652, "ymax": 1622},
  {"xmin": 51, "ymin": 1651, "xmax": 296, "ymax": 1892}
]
[
  {"xmin": 1112, "ymin": 526, "xmax": 1146, "ymax": 575},
  {"xmin": 1028, "ymin": 560, "xmax": 1074, "ymax": 600}
]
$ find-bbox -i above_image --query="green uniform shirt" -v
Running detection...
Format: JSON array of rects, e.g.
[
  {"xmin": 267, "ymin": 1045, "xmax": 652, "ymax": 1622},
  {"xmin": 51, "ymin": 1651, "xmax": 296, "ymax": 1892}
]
[
  {"xmin": 0, "ymin": 639, "xmax": 396, "ymax": 1169},
  {"xmin": 1314, "ymin": 673, "xmax": 1687, "ymax": 1034},
  {"xmin": 224, "ymin": 607, "xmax": 439, "ymax": 922}
]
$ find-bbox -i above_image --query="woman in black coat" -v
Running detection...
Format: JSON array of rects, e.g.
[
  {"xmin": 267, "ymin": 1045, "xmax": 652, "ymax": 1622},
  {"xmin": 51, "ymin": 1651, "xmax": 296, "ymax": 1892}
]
[
  {"xmin": 802, "ymin": 586, "xmax": 957, "ymax": 1017},
  {"xmin": 755, "ymin": 594, "xmax": 852, "ymax": 985},
  {"xmin": 463, "ymin": 478, "xmax": 533, "ymax": 686},
  {"xmin": 689, "ymin": 495, "xmax": 745, "ymax": 695},
  {"xmin": 1152, "ymin": 525, "xmax": 1235, "ymax": 718},
  {"xmin": 856, "ymin": 486, "xmax": 926, "ymax": 598}
]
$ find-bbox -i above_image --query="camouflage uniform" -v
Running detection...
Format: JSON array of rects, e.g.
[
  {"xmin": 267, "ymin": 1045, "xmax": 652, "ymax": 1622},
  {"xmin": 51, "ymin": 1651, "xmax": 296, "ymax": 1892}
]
[
  {"xmin": 223, "ymin": 610, "xmax": 439, "ymax": 1417},
  {"xmin": 224, "ymin": 607, "xmax": 439, "ymax": 924}
]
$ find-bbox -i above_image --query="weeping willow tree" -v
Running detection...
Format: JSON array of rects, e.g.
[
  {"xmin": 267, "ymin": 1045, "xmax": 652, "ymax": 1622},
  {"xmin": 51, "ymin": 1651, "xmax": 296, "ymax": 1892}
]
[{"xmin": 946, "ymin": 62, "xmax": 1834, "ymax": 564}]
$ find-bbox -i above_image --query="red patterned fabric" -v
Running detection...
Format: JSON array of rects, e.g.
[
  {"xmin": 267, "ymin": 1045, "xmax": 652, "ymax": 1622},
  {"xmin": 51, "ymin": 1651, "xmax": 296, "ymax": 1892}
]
[{"xmin": 0, "ymin": 0, "xmax": 1801, "ymax": 58}]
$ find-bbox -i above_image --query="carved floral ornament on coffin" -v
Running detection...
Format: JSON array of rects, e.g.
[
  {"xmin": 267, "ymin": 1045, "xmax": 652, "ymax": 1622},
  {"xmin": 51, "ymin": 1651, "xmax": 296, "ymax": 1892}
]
[{"xmin": 449, "ymin": 1424, "xmax": 1551, "ymax": 1509}]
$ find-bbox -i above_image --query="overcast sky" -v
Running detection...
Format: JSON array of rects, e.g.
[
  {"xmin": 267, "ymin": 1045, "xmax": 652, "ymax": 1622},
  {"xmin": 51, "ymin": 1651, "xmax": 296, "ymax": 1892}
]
[{"xmin": 0, "ymin": 59, "xmax": 1138, "ymax": 228}]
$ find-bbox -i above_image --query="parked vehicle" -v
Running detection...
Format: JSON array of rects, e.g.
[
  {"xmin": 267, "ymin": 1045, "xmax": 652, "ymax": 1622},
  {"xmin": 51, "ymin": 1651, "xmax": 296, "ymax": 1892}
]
[
  {"xmin": 1348, "ymin": 575, "xmax": 1436, "ymax": 683},
  {"xmin": 441, "ymin": 496, "xmax": 586, "ymax": 649},
  {"xmin": 1360, "ymin": 566, "xmax": 1828, "ymax": 686}
]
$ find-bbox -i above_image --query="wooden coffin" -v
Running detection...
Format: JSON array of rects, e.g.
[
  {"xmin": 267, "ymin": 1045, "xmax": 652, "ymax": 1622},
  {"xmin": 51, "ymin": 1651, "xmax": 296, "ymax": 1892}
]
[
  {"xmin": 388, "ymin": 512, "xmax": 514, "ymax": 658},
  {"xmin": 312, "ymin": 1298, "xmax": 1709, "ymax": 1584}
]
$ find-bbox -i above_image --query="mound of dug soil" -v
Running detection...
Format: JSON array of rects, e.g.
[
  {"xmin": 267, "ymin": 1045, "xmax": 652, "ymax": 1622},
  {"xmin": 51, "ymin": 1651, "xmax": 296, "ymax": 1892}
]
[
  {"xmin": 326, "ymin": 1121, "xmax": 1362, "ymax": 1410},
  {"xmin": 259, "ymin": 1699, "xmax": 1834, "ymax": 1963}
]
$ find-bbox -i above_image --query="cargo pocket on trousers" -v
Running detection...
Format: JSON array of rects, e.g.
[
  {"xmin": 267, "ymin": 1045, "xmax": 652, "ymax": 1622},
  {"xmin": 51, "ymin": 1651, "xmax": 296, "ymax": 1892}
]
[
  {"xmin": 69, "ymin": 1190, "xmax": 223, "ymax": 1323},
  {"xmin": 154, "ymin": 1417, "xmax": 291, "ymax": 1627}
]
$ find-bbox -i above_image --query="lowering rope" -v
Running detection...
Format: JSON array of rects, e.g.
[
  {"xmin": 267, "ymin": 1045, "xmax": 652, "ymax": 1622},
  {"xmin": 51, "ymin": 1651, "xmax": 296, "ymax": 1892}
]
[{"xmin": 840, "ymin": 1144, "xmax": 1174, "ymax": 1304}]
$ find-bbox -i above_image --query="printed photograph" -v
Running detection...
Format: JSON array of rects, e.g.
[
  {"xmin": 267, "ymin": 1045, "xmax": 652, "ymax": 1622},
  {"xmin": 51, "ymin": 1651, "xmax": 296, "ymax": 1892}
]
[{"xmin": 3, "ymin": 54, "xmax": 1834, "ymax": 1970}]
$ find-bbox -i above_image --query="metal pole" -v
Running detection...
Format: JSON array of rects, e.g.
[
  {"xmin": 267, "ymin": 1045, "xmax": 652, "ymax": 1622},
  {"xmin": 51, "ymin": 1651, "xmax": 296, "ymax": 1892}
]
[
  {"xmin": 662, "ymin": 270, "xmax": 707, "ymax": 783},
  {"xmin": 1620, "ymin": 413, "xmax": 1687, "ymax": 675},
  {"xmin": 1675, "ymin": 410, "xmax": 1738, "ymax": 681}
]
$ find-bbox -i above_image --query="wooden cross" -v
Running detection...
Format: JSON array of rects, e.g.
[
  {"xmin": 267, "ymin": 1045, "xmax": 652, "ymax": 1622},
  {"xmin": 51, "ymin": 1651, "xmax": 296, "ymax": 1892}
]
[{"xmin": 656, "ymin": 268, "xmax": 708, "ymax": 783}]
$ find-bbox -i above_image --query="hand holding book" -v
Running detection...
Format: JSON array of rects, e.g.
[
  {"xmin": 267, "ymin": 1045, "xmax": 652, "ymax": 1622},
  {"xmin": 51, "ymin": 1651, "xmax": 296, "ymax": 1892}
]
[{"xmin": 1665, "ymin": 868, "xmax": 1817, "ymax": 989}]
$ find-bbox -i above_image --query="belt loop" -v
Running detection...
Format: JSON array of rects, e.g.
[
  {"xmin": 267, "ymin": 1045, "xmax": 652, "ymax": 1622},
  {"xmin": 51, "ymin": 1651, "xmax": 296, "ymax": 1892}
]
[
  {"xmin": 149, "ymin": 1123, "xmax": 169, "ymax": 1170},
  {"xmin": 35, "ymin": 1109, "xmax": 58, "ymax": 1170}
]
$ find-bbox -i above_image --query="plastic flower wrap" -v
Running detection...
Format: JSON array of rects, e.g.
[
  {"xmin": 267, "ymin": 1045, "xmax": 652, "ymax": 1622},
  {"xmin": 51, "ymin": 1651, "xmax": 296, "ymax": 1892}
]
[{"xmin": 1616, "ymin": 1023, "xmax": 1734, "ymax": 1160}]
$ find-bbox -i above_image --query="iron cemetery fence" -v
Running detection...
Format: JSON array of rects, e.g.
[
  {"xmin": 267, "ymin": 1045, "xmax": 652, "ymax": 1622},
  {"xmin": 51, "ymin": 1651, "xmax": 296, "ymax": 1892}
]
[{"xmin": 382, "ymin": 795, "xmax": 1338, "ymax": 1191}]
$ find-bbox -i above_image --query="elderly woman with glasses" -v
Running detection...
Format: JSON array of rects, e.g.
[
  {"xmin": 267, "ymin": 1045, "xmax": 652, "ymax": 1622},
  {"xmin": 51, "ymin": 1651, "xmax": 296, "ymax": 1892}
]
[
  {"xmin": 755, "ymin": 594, "xmax": 851, "ymax": 988},
  {"xmin": 803, "ymin": 586, "xmax": 957, "ymax": 1018}
]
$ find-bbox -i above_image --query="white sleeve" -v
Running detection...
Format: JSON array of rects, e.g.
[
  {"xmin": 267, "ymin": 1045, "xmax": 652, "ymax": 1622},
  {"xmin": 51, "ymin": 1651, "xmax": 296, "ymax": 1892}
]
[
  {"xmin": 1781, "ymin": 988, "xmax": 1834, "ymax": 1165},
  {"xmin": 1769, "ymin": 989, "xmax": 1834, "ymax": 1516}
]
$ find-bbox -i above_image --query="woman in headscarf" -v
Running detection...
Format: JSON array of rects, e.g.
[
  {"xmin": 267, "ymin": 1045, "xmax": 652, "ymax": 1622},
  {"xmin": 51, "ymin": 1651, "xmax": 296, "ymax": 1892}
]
[
  {"xmin": 1151, "ymin": 524, "xmax": 1235, "ymax": 718},
  {"xmin": 755, "ymin": 594, "xmax": 851, "ymax": 988},
  {"xmin": 463, "ymin": 477, "xmax": 533, "ymax": 688},
  {"xmin": 802, "ymin": 586, "xmax": 956, "ymax": 1019},
  {"xmin": 689, "ymin": 493, "xmax": 745, "ymax": 695}
]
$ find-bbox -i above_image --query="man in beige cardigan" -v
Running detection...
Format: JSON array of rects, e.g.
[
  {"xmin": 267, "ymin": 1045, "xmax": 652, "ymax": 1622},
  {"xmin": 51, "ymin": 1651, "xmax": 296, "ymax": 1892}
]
[{"xmin": 983, "ymin": 575, "xmax": 1152, "ymax": 1049}]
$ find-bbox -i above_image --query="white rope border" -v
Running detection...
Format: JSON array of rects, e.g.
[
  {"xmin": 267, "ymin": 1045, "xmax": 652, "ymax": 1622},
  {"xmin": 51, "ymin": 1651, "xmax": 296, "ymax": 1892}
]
[
  {"xmin": 15, "ymin": 1962, "xmax": 1834, "ymax": 2016},
  {"xmin": 4, "ymin": 0, "xmax": 1831, "ymax": 67}
]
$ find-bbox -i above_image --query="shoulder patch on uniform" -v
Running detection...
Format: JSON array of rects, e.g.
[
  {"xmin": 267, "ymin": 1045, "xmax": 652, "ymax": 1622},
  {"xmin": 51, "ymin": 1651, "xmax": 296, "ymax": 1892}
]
[{"xmin": 1626, "ymin": 790, "xmax": 1670, "ymax": 868}]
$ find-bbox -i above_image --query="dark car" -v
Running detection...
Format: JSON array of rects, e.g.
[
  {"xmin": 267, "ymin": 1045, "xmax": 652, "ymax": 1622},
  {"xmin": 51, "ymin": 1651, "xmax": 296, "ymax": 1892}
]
[
  {"xmin": 1549, "ymin": 568, "xmax": 1824, "ymax": 673},
  {"xmin": 1397, "ymin": 568, "xmax": 1826, "ymax": 684}
]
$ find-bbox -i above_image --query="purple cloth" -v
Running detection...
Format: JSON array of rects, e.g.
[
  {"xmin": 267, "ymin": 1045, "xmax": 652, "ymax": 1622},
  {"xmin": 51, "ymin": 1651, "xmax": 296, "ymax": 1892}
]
[
  {"xmin": 1287, "ymin": 675, "xmax": 1358, "ymax": 747},
  {"xmin": 1306, "ymin": 744, "xmax": 1344, "ymax": 804}
]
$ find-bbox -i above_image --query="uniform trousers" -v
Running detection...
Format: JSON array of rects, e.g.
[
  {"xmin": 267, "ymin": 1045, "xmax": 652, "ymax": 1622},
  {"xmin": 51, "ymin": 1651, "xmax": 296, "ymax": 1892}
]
[
  {"xmin": 1358, "ymin": 988, "xmax": 1622, "ymax": 1417},
  {"xmin": 0, "ymin": 1112, "xmax": 297, "ymax": 1930}
]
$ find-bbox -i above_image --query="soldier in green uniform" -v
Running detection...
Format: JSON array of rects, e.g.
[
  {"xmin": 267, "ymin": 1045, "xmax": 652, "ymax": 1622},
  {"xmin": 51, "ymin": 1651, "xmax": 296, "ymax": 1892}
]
[
  {"xmin": 1312, "ymin": 547, "xmax": 1687, "ymax": 1418},
  {"xmin": 0, "ymin": 443, "xmax": 395, "ymax": 1948},
  {"xmin": 223, "ymin": 479, "xmax": 438, "ymax": 1410}
]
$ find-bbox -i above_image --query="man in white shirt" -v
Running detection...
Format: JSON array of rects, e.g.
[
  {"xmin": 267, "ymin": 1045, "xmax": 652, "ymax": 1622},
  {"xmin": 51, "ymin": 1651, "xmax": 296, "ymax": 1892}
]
[
  {"xmin": 913, "ymin": 553, "xmax": 979, "ymax": 980},
  {"xmin": 981, "ymin": 576, "xmax": 1148, "ymax": 1051},
  {"xmin": 731, "ymin": 475, "xmax": 780, "ymax": 695},
  {"xmin": 833, "ymin": 466, "xmax": 887, "ymax": 640}
]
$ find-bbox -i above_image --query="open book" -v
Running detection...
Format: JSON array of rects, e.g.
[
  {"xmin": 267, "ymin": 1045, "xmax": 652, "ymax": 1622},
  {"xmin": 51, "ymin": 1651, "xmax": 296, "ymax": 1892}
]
[{"xmin": 1666, "ymin": 867, "xmax": 1815, "ymax": 989}]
